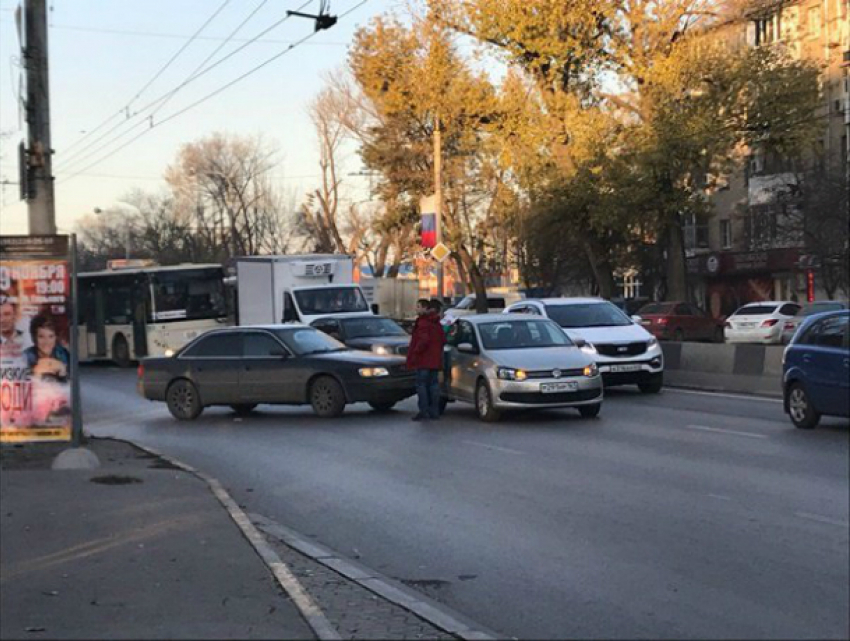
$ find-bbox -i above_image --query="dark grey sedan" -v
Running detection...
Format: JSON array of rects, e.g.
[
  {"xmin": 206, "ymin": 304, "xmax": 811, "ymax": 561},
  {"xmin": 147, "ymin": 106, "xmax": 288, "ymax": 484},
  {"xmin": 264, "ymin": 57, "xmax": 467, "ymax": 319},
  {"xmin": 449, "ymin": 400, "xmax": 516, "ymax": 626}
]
[
  {"xmin": 311, "ymin": 316, "xmax": 411, "ymax": 356},
  {"xmin": 138, "ymin": 325, "xmax": 415, "ymax": 420}
]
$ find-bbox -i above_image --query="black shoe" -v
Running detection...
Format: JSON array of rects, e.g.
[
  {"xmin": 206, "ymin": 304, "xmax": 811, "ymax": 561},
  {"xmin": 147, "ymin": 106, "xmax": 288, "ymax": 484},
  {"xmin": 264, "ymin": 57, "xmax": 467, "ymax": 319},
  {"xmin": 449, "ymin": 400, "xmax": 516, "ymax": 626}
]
[{"xmin": 411, "ymin": 414, "xmax": 429, "ymax": 421}]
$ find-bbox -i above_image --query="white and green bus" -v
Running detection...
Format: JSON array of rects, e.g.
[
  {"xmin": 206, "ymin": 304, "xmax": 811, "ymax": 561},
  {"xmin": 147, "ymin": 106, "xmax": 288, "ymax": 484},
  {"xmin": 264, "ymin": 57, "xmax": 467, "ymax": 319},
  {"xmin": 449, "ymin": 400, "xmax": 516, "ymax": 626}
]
[{"xmin": 78, "ymin": 262, "xmax": 229, "ymax": 366}]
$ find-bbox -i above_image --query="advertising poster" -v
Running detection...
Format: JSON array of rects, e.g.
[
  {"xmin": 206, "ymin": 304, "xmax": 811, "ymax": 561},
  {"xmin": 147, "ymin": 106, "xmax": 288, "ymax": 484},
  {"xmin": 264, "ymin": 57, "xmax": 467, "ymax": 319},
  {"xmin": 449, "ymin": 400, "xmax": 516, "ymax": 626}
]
[{"xmin": 0, "ymin": 236, "xmax": 72, "ymax": 443}]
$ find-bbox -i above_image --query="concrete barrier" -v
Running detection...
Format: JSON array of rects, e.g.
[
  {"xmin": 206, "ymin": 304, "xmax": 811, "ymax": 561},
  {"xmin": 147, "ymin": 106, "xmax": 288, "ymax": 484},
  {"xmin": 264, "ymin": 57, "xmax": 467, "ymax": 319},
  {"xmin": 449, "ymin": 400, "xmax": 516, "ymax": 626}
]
[{"xmin": 661, "ymin": 343, "xmax": 785, "ymax": 397}]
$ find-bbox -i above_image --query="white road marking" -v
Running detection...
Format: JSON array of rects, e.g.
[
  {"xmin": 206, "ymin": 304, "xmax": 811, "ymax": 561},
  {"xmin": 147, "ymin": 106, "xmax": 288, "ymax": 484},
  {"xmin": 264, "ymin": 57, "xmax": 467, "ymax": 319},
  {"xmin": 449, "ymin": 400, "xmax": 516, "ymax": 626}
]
[
  {"xmin": 462, "ymin": 440, "xmax": 525, "ymax": 455},
  {"xmin": 685, "ymin": 424, "xmax": 768, "ymax": 439},
  {"xmin": 795, "ymin": 512, "xmax": 850, "ymax": 528},
  {"xmin": 666, "ymin": 388, "xmax": 783, "ymax": 404}
]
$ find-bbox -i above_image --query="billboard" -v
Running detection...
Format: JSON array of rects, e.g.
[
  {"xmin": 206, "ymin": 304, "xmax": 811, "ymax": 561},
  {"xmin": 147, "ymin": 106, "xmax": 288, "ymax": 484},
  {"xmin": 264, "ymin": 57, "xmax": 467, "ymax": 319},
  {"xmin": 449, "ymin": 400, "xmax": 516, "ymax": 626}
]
[{"xmin": 0, "ymin": 236, "xmax": 72, "ymax": 443}]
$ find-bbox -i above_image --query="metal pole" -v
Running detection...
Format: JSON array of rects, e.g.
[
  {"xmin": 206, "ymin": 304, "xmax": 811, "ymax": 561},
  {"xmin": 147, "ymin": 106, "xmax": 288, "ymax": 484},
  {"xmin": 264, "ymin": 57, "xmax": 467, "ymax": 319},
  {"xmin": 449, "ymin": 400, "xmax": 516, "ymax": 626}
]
[
  {"xmin": 69, "ymin": 234, "xmax": 83, "ymax": 447},
  {"xmin": 434, "ymin": 117, "xmax": 444, "ymax": 302},
  {"xmin": 24, "ymin": 0, "xmax": 56, "ymax": 235}
]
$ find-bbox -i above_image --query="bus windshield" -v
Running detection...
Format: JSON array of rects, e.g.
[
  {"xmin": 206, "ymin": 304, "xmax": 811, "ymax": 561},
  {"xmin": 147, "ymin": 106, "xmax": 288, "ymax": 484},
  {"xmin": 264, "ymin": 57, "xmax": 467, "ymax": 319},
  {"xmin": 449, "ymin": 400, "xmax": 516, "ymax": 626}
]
[
  {"xmin": 294, "ymin": 287, "xmax": 369, "ymax": 316},
  {"xmin": 151, "ymin": 269, "xmax": 227, "ymax": 322}
]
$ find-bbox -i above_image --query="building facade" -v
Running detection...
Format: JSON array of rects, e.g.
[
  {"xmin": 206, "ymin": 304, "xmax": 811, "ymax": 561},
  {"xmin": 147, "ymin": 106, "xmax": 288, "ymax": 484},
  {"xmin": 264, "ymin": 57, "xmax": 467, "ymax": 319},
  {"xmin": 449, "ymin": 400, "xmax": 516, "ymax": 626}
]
[{"xmin": 687, "ymin": 0, "xmax": 850, "ymax": 318}]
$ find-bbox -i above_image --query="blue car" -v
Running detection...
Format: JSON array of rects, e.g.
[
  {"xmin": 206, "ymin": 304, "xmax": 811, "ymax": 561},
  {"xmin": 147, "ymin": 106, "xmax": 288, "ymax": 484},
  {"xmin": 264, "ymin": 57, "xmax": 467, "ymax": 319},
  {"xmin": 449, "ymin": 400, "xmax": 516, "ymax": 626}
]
[{"xmin": 782, "ymin": 310, "xmax": 849, "ymax": 429}]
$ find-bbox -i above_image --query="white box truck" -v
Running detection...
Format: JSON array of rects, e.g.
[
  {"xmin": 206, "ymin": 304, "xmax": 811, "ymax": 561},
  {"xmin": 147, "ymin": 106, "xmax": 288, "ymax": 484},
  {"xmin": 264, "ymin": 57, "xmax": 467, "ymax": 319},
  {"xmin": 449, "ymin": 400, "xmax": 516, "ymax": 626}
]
[{"xmin": 236, "ymin": 254, "xmax": 374, "ymax": 326}]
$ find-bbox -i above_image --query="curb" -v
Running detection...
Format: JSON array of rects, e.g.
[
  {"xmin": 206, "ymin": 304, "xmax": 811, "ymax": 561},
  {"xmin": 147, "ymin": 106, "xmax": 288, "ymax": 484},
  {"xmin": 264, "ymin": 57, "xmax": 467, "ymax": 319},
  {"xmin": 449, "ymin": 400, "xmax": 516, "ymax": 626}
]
[
  {"xmin": 250, "ymin": 513, "xmax": 504, "ymax": 641},
  {"xmin": 97, "ymin": 437, "xmax": 341, "ymax": 641}
]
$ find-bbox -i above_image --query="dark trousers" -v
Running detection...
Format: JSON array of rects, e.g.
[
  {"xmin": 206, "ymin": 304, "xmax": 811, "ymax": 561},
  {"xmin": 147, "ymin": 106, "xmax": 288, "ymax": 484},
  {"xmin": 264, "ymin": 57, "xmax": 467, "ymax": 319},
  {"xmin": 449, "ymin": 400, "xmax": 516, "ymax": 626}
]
[{"xmin": 415, "ymin": 369, "xmax": 440, "ymax": 419}]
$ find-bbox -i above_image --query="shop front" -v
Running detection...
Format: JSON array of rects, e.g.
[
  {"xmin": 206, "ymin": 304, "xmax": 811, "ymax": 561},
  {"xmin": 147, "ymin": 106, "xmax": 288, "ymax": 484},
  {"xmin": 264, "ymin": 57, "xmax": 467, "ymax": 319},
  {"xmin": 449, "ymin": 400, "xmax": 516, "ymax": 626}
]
[{"xmin": 688, "ymin": 248, "xmax": 801, "ymax": 319}]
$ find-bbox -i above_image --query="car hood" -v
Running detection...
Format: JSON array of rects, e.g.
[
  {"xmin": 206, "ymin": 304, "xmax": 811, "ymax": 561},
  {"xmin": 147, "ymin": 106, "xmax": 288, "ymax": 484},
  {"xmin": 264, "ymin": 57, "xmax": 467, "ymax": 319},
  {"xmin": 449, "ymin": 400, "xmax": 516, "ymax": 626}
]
[
  {"xmin": 346, "ymin": 336, "xmax": 410, "ymax": 349},
  {"xmin": 559, "ymin": 323, "xmax": 651, "ymax": 344},
  {"xmin": 310, "ymin": 350, "xmax": 405, "ymax": 367},
  {"xmin": 487, "ymin": 346, "xmax": 592, "ymax": 370}
]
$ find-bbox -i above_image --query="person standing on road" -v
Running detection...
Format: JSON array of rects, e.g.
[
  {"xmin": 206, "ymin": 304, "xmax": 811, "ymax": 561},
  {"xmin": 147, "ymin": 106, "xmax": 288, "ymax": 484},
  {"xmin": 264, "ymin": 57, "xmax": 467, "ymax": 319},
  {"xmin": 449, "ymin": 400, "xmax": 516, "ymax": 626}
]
[{"xmin": 406, "ymin": 298, "xmax": 446, "ymax": 421}]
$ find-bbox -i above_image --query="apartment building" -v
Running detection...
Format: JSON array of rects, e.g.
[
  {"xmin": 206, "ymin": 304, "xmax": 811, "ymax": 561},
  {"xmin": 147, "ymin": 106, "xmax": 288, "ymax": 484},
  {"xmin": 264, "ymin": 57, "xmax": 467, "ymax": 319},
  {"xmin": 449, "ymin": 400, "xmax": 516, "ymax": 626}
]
[{"xmin": 686, "ymin": 0, "xmax": 849, "ymax": 319}]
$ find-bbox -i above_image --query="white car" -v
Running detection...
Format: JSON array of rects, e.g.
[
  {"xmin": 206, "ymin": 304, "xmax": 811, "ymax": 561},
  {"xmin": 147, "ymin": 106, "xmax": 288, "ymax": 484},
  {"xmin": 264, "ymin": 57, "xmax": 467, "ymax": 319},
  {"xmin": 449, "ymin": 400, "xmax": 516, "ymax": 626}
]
[
  {"xmin": 504, "ymin": 298, "xmax": 664, "ymax": 393},
  {"xmin": 724, "ymin": 301, "xmax": 801, "ymax": 344}
]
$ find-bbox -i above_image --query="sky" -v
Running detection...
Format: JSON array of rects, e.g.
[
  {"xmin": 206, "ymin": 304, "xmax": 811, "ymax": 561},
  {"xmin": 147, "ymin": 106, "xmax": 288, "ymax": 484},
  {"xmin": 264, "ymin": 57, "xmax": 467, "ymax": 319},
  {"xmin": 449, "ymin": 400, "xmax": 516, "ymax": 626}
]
[{"xmin": 0, "ymin": 0, "xmax": 403, "ymax": 236}]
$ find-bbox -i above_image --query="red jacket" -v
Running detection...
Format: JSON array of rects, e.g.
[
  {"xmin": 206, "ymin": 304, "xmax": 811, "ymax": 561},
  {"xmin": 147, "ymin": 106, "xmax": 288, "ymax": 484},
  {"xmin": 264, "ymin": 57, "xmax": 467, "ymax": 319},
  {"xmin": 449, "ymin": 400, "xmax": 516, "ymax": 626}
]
[{"xmin": 406, "ymin": 313, "xmax": 446, "ymax": 370}]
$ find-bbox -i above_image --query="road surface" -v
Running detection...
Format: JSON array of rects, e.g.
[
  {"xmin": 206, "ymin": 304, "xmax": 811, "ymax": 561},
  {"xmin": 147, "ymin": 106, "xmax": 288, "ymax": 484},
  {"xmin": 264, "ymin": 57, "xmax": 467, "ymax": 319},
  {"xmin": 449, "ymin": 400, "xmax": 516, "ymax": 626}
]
[{"xmin": 82, "ymin": 366, "xmax": 849, "ymax": 639}]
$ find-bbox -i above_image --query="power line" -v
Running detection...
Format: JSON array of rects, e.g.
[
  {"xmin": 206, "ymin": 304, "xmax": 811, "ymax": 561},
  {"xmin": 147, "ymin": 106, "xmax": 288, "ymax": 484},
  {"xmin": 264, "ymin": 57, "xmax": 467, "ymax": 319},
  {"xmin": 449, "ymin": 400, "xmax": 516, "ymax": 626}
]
[
  {"xmin": 57, "ymin": 0, "xmax": 372, "ymax": 186},
  {"xmin": 55, "ymin": 0, "xmax": 316, "ymax": 173},
  {"xmin": 57, "ymin": 0, "xmax": 232, "ymax": 159}
]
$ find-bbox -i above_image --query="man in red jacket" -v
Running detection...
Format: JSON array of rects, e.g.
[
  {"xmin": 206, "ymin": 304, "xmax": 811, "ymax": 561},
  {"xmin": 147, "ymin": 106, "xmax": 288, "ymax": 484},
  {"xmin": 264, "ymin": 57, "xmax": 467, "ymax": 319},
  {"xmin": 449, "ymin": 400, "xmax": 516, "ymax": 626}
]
[{"xmin": 406, "ymin": 299, "xmax": 446, "ymax": 421}]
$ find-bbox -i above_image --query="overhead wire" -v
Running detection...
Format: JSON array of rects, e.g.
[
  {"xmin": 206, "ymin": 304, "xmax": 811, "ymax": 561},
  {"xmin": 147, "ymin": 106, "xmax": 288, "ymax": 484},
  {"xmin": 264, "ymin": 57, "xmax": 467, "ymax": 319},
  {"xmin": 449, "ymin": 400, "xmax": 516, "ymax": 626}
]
[
  {"xmin": 56, "ymin": 0, "xmax": 233, "ymax": 159},
  {"xmin": 56, "ymin": 0, "xmax": 372, "ymax": 186},
  {"xmin": 55, "ymin": 0, "xmax": 315, "ymax": 173}
]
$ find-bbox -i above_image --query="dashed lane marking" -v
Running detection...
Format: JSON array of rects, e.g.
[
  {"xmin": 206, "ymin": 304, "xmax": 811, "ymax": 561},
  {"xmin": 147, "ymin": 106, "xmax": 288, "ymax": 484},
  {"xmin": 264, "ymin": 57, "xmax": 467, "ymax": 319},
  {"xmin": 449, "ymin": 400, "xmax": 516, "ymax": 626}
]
[{"xmin": 685, "ymin": 424, "xmax": 768, "ymax": 439}]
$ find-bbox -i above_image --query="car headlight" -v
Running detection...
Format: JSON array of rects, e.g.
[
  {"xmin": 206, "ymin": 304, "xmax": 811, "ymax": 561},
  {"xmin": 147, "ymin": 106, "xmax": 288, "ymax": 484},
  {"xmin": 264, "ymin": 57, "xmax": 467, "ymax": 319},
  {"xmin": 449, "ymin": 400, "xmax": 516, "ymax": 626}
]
[
  {"xmin": 371, "ymin": 345, "xmax": 392, "ymax": 355},
  {"xmin": 164, "ymin": 349, "xmax": 175, "ymax": 357},
  {"xmin": 583, "ymin": 363, "xmax": 599, "ymax": 377},
  {"xmin": 580, "ymin": 342, "xmax": 597, "ymax": 355},
  {"xmin": 359, "ymin": 367, "xmax": 389, "ymax": 378},
  {"xmin": 497, "ymin": 367, "xmax": 528, "ymax": 381},
  {"xmin": 647, "ymin": 337, "xmax": 658, "ymax": 348}
]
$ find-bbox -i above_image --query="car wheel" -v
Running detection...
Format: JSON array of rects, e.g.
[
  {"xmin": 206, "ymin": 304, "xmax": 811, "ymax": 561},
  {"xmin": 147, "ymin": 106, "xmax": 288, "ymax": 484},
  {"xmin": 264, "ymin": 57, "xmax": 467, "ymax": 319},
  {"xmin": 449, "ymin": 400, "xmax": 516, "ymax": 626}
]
[
  {"xmin": 475, "ymin": 380, "xmax": 501, "ymax": 423},
  {"xmin": 310, "ymin": 376, "xmax": 346, "ymax": 418},
  {"xmin": 578, "ymin": 403, "xmax": 601, "ymax": 418},
  {"xmin": 713, "ymin": 327, "xmax": 724, "ymax": 343},
  {"xmin": 112, "ymin": 334, "xmax": 132, "ymax": 368},
  {"xmin": 638, "ymin": 375, "xmax": 663, "ymax": 394},
  {"xmin": 166, "ymin": 379, "xmax": 203, "ymax": 420},
  {"xmin": 368, "ymin": 401, "xmax": 396, "ymax": 412},
  {"xmin": 673, "ymin": 328, "xmax": 685, "ymax": 342},
  {"xmin": 787, "ymin": 383, "xmax": 820, "ymax": 429},
  {"xmin": 230, "ymin": 404, "xmax": 257, "ymax": 415}
]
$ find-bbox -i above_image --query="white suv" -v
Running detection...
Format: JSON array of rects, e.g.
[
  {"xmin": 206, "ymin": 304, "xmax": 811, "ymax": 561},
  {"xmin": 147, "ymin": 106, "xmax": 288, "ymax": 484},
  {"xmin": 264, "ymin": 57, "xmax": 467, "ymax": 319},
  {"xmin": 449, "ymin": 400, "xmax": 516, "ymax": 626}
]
[{"xmin": 504, "ymin": 297, "xmax": 664, "ymax": 393}]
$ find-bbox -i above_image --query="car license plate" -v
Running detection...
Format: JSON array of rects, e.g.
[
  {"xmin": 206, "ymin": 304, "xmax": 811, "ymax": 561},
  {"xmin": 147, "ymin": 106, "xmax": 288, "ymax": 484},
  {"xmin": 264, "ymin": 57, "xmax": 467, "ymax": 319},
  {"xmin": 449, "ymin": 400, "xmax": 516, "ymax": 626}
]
[
  {"xmin": 739, "ymin": 322, "xmax": 755, "ymax": 328},
  {"xmin": 608, "ymin": 364, "xmax": 642, "ymax": 373},
  {"xmin": 540, "ymin": 381, "xmax": 578, "ymax": 393}
]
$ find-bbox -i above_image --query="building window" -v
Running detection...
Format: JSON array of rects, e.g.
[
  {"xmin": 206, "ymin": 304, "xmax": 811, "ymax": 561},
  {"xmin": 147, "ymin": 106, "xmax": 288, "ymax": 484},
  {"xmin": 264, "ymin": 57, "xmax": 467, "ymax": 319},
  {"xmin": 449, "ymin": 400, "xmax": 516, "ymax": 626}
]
[
  {"xmin": 684, "ymin": 213, "xmax": 710, "ymax": 251},
  {"xmin": 807, "ymin": 6, "xmax": 821, "ymax": 37},
  {"xmin": 721, "ymin": 220, "xmax": 732, "ymax": 249}
]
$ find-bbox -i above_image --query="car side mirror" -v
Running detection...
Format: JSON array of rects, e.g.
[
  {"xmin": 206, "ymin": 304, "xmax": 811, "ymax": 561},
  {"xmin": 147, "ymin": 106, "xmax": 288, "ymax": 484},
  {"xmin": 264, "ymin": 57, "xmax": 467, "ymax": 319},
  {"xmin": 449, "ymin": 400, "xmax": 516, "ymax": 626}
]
[
  {"xmin": 457, "ymin": 342, "xmax": 477, "ymax": 354},
  {"xmin": 371, "ymin": 303, "xmax": 380, "ymax": 315},
  {"xmin": 631, "ymin": 315, "xmax": 643, "ymax": 323},
  {"xmin": 573, "ymin": 337, "xmax": 588, "ymax": 348},
  {"xmin": 328, "ymin": 331, "xmax": 342, "ymax": 341}
]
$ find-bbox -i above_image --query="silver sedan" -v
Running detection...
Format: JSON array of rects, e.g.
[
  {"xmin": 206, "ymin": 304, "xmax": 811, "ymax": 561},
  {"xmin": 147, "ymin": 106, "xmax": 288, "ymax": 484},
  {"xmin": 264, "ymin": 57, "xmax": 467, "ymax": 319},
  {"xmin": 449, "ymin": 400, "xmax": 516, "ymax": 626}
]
[{"xmin": 443, "ymin": 314, "xmax": 603, "ymax": 422}]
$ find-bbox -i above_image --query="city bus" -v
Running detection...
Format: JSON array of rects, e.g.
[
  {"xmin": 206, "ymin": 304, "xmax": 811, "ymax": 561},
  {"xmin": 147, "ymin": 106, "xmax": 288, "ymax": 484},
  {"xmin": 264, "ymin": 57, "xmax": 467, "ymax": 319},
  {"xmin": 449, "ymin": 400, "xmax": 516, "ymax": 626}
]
[{"xmin": 78, "ymin": 262, "xmax": 229, "ymax": 366}]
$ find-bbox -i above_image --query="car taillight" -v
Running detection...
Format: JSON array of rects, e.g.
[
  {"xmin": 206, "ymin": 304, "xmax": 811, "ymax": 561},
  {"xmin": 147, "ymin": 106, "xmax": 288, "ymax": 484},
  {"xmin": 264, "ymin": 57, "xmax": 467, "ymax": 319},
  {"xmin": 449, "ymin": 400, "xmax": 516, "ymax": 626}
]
[
  {"xmin": 657, "ymin": 318, "xmax": 668, "ymax": 325},
  {"xmin": 761, "ymin": 319, "xmax": 779, "ymax": 327},
  {"xmin": 137, "ymin": 363, "xmax": 144, "ymax": 378}
]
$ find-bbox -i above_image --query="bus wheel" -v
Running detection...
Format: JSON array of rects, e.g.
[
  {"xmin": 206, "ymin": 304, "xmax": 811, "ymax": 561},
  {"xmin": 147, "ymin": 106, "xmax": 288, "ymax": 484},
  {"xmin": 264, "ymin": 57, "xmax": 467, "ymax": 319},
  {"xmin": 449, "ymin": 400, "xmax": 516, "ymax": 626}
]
[{"xmin": 113, "ymin": 335, "xmax": 132, "ymax": 368}]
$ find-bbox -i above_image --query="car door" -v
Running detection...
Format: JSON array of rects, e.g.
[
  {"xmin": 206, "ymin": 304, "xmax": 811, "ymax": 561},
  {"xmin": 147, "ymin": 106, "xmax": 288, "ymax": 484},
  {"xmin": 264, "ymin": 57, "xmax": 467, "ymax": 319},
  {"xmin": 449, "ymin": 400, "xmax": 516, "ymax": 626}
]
[
  {"xmin": 806, "ymin": 315, "xmax": 849, "ymax": 416},
  {"xmin": 688, "ymin": 304, "xmax": 712, "ymax": 340},
  {"xmin": 181, "ymin": 332, "xmax": 242, "ymax": 404},
  {"xmin": 446, "ymin": 320, "xmax": 481, "ymax": 401},
  {"xmin": 239, "ymin": 332, "xmax": 299, "ymax": 404},
  {"xmin": 673, "ymin": 304, "xmax": 691, "ymax": 339}
]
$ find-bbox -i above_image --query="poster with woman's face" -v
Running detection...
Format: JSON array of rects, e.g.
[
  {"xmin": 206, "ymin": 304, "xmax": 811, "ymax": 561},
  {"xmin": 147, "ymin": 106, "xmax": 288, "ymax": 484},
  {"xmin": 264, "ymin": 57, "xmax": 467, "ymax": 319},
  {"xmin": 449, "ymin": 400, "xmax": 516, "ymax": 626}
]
[{"xmin": 0, "ymin": 236, "xmax": 72, "ymax": 443}]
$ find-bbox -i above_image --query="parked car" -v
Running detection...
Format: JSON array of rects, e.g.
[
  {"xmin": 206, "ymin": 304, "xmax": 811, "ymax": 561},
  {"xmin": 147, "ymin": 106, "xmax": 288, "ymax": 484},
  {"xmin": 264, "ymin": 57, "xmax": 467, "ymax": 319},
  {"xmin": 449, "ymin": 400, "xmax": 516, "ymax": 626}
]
[
  {"xmin": 311, "ymin": 315, "xmax": 410, "ymax": 355},
  {"xmin": 724, "ymin": 301, "xmax": 801, "ymax": 344},
  {"xmin": 782, "ymin": 310, "xmax": 849, "ymax": 429},
  {"xmin": 636, "ymin": 301, "xmax": 725, "ymax": 343},
  {"xmin": 781, "ymin": 300, "xmax": 849, "ymax": 344},
  {"xmin": 137, "ymin": 325, "xmax": 415, "ymax": 420},
  {"xmin": 443, "ymin": 315, "xmax": 603, "ymax": 422},
  {"xmin": 503, "ymin": 298, "xmax": 664, "ymax": 393}
]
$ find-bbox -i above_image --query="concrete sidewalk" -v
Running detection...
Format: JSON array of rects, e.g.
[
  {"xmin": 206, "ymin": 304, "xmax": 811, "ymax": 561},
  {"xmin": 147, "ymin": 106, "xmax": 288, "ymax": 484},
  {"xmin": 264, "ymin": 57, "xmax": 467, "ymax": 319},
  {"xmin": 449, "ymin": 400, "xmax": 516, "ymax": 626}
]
[{"xmin": 0, "ymin": 438, "xmax": 314, "ymax": 640}]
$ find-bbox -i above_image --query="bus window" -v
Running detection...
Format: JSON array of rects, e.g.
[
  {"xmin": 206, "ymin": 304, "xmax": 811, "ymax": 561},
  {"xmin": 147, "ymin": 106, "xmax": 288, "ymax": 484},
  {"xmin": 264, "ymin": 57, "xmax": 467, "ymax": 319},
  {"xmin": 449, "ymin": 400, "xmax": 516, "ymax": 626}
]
[{"xmin": 151, "ymin": 269, "xmax": 226, "ymax": 322}]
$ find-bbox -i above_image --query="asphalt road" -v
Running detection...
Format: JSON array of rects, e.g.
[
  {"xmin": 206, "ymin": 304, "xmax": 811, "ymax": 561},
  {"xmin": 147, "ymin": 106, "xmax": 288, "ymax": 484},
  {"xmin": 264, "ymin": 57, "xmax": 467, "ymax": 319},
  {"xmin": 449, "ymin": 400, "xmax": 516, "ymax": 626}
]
[{"xmin": 82, "ymin": 366, "xmax": 849, "ymax": 640}]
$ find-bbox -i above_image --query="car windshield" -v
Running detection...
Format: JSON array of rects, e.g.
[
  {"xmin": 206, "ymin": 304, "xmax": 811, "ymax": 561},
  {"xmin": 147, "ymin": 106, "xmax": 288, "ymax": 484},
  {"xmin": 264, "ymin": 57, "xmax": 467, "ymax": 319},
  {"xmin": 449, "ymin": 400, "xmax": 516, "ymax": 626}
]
[
  {"xmin": 801, "ymin": 302, "xmax": 847, "ymax": 316},
  {"xmin": 732, "ymin": 305, "xmax": 778, "ymax": 316},
  {"xmin": 638, "ymin": 303, "xmax": 675, "ymax": 315},
  {"xmin": 341, "ymin": 317, "xmax": 407, "ymax": 339},
  {"xmin": 544, "ymin": 302, "xmax": 632, "ymax": 328},
  {"xmin": 273, "ymin": 327, "xmax": 347, "ymax": 355},
  {"xmin": 478, "ymin": 320, "xmax": 573, "ymax": 350},
  {"xmin": 294, "ymin": 287, "xmax": 369, "ymax": 316}
]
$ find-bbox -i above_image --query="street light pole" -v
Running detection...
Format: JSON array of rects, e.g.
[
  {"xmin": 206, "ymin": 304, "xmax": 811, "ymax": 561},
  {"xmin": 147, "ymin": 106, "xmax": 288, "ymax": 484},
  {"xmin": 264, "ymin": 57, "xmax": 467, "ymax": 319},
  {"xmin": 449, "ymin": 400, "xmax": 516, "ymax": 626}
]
[{"xmin": 434, "ymin": 116, "xmax": 444, "ymax": 302}]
